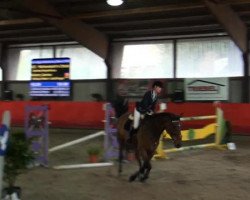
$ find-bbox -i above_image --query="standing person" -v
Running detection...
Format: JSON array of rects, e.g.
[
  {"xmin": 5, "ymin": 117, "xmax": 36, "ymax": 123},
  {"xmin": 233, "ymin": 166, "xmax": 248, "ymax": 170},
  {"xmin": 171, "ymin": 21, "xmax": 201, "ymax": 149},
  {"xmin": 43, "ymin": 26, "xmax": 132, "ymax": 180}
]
[
  {"xmin": 127, "ymin": 81, "xmax": 163, "ymax": 143},
  {"xmin": 112, "ymin": 93, "xmax": 128, "ymax": 118}
]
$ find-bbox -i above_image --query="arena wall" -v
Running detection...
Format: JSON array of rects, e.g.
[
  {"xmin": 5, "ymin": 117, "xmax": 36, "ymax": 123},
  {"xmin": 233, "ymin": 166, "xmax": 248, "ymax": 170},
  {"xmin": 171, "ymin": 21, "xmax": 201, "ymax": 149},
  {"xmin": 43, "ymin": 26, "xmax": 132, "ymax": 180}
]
[{"xmin": 0, "ymin": 101, "xmax": 249, "ymax": 135}]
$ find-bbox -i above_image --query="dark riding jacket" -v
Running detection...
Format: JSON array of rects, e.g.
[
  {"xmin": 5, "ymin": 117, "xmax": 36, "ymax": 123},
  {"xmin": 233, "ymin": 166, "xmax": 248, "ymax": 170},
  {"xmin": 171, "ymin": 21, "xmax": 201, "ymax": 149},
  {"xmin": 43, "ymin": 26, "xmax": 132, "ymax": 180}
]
[{"xmin": 136, "ymin": 90, "xmax": 158, "ymax": 114}]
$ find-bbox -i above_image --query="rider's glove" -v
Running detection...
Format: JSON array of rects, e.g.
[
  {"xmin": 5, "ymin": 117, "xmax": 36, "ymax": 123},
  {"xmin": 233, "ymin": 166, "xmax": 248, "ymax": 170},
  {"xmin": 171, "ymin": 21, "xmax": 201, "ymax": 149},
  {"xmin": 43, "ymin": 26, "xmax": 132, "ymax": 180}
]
[{"xmin": 146, "ymin": 110, "xmax": 154, "ymax": 115}]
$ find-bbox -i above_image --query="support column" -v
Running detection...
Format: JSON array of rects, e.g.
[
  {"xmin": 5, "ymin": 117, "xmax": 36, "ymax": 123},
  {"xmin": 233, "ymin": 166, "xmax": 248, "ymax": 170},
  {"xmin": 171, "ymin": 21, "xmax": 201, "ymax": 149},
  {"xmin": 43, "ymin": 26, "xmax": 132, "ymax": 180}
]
[
  {"xmin": 105, "ymin": 42, "xmax": 114, "ymax": 102},
  {"xmin": 243, "ymin": 47, "xmax": 249, "ymax": 103},
  {"xmin": 0, "ymin": 43, "xmax": 8, "ymax": 100}
]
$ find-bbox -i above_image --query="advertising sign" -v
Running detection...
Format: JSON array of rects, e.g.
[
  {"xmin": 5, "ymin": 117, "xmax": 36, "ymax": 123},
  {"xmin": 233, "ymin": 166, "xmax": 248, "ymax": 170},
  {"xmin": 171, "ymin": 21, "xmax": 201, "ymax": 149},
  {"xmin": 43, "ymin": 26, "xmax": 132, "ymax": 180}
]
[{"xmin": 184, "ymin": 78, "xmax": 229, "ymax": 101}]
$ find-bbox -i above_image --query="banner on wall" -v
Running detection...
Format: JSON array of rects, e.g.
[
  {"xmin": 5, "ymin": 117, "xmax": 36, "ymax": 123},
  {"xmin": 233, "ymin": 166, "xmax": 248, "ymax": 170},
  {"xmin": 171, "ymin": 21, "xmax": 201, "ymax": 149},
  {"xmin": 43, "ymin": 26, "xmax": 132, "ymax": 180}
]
[
  {"xmin": 116, "ymin": 80, "xmax": 167, "ymax": 97},
  {"xmin": 184, "ymin": 78, "xmax": 229, "ymax": 101}
]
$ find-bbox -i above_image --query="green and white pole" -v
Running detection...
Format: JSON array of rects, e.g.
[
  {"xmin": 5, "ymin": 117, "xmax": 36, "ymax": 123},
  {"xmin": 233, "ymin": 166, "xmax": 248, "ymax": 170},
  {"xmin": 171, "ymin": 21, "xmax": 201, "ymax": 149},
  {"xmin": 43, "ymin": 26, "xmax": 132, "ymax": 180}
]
[{"xmin": 215, "ymin": 107, "xmax": 226, "ymax": 145}]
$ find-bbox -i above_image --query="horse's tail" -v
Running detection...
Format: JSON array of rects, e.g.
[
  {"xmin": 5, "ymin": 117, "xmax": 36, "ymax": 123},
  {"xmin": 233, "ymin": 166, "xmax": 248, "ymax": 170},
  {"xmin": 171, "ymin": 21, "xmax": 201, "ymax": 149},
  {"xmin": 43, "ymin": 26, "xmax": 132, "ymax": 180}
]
[{"xmin": 116, "ymin": 112, "xmax": 130, "ymax": 174}]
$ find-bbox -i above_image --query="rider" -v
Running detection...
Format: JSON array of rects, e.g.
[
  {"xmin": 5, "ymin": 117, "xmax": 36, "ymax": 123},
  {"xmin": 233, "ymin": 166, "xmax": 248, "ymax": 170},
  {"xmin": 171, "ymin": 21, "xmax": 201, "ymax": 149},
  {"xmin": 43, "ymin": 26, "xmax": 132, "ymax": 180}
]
[{"xmin": 127, "ymin": 81, "xmax": 163, "ymax": 143}]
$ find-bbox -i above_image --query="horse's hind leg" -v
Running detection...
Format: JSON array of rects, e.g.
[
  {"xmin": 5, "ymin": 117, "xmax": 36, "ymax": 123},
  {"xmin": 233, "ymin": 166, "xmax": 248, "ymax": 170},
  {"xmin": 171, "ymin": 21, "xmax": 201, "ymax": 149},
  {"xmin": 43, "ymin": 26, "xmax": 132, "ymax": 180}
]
[{"xmin": 118, "ymin": 141, "xmax": 124, "ymax": 174}]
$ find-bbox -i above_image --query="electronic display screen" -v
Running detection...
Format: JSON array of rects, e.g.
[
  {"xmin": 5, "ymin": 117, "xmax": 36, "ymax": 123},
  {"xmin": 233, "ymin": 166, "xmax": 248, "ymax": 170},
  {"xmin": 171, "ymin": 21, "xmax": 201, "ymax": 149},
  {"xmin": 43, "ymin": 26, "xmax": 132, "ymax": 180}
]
[
  {"xmin": 30, "ymin": 58, "xmax": 71, "ymax": 99},
  {"xmin": 31, "ymin": 58, "xmax": 70, "ymax": 80},
  {"xmin": 30, "ymin": 81, "xmax": 71, "ymax": 97}
]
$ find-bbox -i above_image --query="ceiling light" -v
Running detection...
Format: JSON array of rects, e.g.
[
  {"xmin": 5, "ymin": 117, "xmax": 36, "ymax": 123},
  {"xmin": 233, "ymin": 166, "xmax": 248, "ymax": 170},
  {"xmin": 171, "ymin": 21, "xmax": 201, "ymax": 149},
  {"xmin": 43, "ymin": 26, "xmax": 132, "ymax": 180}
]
[{"xmin": 106, "ymin": 0, "xmax": 124, "ymax": 6}]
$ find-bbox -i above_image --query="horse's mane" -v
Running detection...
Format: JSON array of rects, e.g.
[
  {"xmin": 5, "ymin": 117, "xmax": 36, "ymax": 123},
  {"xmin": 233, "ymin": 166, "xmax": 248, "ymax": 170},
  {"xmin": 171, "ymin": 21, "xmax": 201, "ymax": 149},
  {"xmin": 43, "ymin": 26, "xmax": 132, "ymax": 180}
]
[{"xmin": 147, "ymin": 112, "xmax": 180, "ymax": 121}]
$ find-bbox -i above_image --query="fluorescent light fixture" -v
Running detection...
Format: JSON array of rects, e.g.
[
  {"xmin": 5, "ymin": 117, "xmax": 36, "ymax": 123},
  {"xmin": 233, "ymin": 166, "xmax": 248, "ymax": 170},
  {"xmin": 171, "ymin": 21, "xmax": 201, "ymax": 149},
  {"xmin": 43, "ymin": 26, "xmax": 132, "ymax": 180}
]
[{"xmin": 106, "ymin": 0, "xmax": 124, "ymax": 6}]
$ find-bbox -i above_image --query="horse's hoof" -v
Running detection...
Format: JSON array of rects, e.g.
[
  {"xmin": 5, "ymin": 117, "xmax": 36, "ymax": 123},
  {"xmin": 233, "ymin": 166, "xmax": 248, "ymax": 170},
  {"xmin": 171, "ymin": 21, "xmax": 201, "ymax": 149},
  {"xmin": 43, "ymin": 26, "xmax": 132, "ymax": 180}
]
[
  {"xmin": 139, "ymin": 178, "xmax": 146, "ymax": 182},
  {"xmin": 139, "ymin": 175, "xmax": 148, "ymax": 182},
  {"xmin": 129, "ymin": 175, "xmax": 136, "ymax": 182}
]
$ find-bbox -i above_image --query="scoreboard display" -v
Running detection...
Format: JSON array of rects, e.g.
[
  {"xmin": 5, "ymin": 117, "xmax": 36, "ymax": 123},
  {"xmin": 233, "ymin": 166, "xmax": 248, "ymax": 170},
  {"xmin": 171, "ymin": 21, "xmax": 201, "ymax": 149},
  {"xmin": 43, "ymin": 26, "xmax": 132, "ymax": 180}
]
[
  {"xmin": 30, "ymin": 58, "xmax": 71, "ymax": 99},
  {"xmin": 31, "ymin": 58, "xmax": 70, "ymax": 80},
  {"xmin": 30, "ymin": 81, "xmax": 71, "ymax": 97}
]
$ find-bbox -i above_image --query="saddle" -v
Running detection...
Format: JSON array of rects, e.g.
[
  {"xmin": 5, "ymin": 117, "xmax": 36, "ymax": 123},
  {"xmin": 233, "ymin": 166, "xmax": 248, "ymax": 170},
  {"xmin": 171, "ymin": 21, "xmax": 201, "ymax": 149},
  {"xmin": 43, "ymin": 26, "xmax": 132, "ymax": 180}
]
[{"xmin": 123, "ymin": 112, "xmax": 152, "ymax": 132}]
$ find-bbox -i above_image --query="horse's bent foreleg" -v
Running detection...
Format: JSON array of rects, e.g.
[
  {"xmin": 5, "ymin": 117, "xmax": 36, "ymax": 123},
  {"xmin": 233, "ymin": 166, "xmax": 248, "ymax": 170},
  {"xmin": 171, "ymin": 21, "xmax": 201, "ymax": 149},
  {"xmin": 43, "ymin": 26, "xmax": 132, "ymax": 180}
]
[
  {"xmin": 138, "ymin": 150, "xmax": 152, "ymax": 182},
  {"xmin": 135, "ymin": 148, "xmax": 142, "ymax": 169},
  {"xmin": 129, "ymin": 148, "xmax": 146, "ymax": 182},
  {"xmin": 129, "ymin": 171, "xmax": 140, "ymax": 182},
  {"xmin": 129, "ymin": 148, "xmax": 141, "ymax": 182},
  {"xmin": 139, "ymin": 160, "xmax": 151, "ymax": 182}
]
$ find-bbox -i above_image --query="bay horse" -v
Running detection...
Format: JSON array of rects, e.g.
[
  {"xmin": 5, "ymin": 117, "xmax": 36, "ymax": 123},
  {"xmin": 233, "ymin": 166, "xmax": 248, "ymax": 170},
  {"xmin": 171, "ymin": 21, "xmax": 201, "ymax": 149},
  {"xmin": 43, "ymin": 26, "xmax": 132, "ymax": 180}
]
[{"xmin": 117, "ymin": 112, "xmax": 182, "ymax": 182}]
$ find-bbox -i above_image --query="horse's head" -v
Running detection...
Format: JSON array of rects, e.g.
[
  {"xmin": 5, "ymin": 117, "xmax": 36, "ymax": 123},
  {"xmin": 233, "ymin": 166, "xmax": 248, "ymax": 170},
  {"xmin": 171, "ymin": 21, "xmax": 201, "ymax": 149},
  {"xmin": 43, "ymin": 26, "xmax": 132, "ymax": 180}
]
[
  {"xmin": 153, "ymin": 113, "xmax": 182, "ymax": 148},
  {"xmin": 165, "ymin": 113, "xmax": 182, "ymax": 148}
]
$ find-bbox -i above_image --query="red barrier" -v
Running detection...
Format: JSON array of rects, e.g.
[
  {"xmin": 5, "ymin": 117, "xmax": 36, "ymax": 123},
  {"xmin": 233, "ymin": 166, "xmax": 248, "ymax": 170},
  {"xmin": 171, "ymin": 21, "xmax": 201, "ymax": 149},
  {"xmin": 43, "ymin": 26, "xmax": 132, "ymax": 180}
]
[
  {"xmin": 167, "ymin": 102, "xmax": 250, "ymax": 135},
  {"xmin": 0, "ymin": 101, "xmax": 105, "ymax": 129},
  {"xmin": 0, "ymin": 101, "xmax": 249, "ymax": 135}
]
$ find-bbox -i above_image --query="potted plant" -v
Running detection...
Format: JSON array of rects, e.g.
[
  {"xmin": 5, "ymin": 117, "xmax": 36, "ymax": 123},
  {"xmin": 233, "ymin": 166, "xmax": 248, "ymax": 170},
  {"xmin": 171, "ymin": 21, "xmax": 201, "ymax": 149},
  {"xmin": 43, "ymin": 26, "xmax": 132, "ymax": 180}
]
[
  {"xmin": 3, "ymin": 132, "xmax": 35, "ymax": 200},
  {"xmin": 86, "ymin": 145, "xmax": 101, "ymax": 163}
]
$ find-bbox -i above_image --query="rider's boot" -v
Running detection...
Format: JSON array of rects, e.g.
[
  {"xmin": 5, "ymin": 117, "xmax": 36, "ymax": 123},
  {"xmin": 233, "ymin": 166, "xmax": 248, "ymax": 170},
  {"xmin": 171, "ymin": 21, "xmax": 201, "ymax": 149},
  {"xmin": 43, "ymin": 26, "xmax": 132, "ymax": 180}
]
[
  {"xmin": 127, "ymin": 128, "xmax": 137, "ymax": 144},
  {"xmin": 124, "ymin": 119, "xmax": 132, "ymax": 131}
]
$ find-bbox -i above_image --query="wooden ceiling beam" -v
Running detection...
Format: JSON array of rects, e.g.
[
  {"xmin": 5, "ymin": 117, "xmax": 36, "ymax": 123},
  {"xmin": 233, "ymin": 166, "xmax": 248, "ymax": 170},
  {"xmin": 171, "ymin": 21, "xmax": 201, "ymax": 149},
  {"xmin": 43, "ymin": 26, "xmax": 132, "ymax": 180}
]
[
  {"xmin": 0, "ymin": 18, "xmax": 43, "ymax": 26},
  {"xmin": 21, "ymin": 0, "xmax": 109, "ymax": 59},
  {"xmin": 103, "ymin": 24, "xmax": 222, "ymax": 35},
  {"xmin": 92, "ymin": 15, "xmax": 215, "ymax": 28},
  {"xmin": 223, "ymin": 0, "xmax": 250, "ymax": 5},
  {"xmin": 69, "ymin": 3, "xmax": 205, "ymax": 20},
  {"xmin": 68, "ymin": 1, "xmax": 250, "ymax": 20},
  {"xmin": 0, "ymin": 27, "xmax": 57, "ymax": 35},
  {"xmin": 205, "ymin": 0, "xmax": 248, "ymax": 53},
  {"xmin": 110, "ymin": 29, "xmax": 226, "ymax": 40},
  {"xmin": 0, "ymin": 34, "xmax": 68, "ymax": 42}
]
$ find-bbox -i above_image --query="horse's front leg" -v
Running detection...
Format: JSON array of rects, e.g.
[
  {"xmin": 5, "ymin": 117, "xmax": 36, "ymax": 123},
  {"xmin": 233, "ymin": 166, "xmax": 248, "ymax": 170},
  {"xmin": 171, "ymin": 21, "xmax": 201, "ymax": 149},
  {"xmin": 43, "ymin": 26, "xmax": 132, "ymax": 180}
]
[
  {"xmin": 129, "ymin": 148, "xmax": 142, "ymax": 182},
  {"xmin": 139, "ymin": 151, "xmax": 154, "ymax": 182},
  {"xmin": 139, "ymin": 160, "xmax": 151, "ymax": 182}
]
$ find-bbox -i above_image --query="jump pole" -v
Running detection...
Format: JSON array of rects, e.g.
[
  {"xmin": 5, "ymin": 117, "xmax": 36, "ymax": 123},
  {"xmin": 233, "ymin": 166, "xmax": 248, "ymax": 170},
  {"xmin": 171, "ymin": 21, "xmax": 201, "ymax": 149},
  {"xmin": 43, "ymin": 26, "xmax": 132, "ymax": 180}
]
[
  {"xmin": 154, "ymin": 107, "xmax": 227, "ymax": 159},
  {"xmin": 49, "ymin": 131, "xmax": 105, "ymax": 153},
  {"xmin": 53, "ymin": 162, "xmax": 114, "ymax": 170},
  {"xmin": 50, "ymin": 130, "xmax": 115, "ymax": 170}
]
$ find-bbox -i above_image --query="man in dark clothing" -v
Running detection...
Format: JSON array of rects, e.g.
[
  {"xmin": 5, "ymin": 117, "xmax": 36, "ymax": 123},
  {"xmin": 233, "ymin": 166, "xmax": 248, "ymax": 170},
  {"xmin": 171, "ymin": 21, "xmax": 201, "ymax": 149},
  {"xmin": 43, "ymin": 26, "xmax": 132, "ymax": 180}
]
[{"xmin": 112, "ymin": 94, "xmax": 128, "ymax": 118}]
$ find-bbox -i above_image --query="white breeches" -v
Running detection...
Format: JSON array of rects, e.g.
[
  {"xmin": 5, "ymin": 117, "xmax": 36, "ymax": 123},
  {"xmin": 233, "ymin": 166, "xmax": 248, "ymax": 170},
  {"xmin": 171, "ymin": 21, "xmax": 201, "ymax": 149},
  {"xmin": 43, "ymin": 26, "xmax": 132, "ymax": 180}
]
[{"xmin": 133, "ymin": 108, "xmax": 141, "ymax": 129}]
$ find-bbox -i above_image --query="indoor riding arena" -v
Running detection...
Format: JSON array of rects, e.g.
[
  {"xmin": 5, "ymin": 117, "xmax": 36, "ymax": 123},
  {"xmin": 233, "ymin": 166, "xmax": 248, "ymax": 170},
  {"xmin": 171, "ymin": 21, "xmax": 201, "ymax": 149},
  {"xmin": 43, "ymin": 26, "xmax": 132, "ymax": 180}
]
[{"xmin": 0, "ymin": 1, "xmax": 250, "ymax": 200}]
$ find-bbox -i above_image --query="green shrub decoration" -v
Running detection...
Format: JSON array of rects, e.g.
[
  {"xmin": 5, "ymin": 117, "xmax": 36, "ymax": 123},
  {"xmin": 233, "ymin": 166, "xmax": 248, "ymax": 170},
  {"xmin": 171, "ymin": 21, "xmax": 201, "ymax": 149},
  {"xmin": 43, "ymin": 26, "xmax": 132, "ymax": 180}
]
[
  {"xmin": 4, "ymin": 133, "xmax": 35, "ymax": 188},
  {"xmin": 86, "ymin": 146, "xmax": 101, "ymax": 156}
]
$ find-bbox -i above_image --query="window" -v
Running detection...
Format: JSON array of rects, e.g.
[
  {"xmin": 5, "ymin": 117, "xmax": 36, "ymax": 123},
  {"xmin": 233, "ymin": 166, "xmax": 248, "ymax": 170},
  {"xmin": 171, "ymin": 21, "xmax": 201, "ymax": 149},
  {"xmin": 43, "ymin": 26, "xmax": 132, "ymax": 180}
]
[
  {"xmin": 112, "ymin": 42, "xmax": 174, "ymax": 79},
  {"xmin": 176, "ymin": 37, "xmax": 243, "ymax": 78},
  {"xmin": 7, "ymin": 47, "xmax": 53, "ymax": 80},
  {"xmin": 56, "ymin": 45, "xmax": 107, "ymax": 80},
  {"xmin": 7, "ymin": 45, "xmax": 107, "ymax": 80}
]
